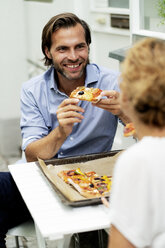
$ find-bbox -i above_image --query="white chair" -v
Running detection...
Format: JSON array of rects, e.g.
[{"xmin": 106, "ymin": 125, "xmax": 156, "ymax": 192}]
[
  {"xmin": 7, "ymin": 220, "xmax": 36, "ymax": 248},
  {"xmin": 7, "ymin": 220, "xmax": 72, "ymax": 248},
  {"xmin": 7, "ymin": 153, "xmax": 72, "ymax": 248},
  {"xmin": 6, "ymin": 154, "xmax": 38, "ymax": 247}
]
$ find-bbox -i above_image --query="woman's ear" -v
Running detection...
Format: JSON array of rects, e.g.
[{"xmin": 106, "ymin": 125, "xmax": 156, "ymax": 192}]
[{"xmin": 45, "ymin": 47, "xmax": 51, "ymax": 59}]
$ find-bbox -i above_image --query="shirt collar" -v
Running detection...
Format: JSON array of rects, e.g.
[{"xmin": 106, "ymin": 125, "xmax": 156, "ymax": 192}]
[
  {"xmin": 48, "ymin": 63, "xmax": 99, "ymax": 90},
  {"xmin": 48, "ymin": 67, "xmax": 58, "ymax": 91},
  {"xmin": 85, "ymin": 64, "xmax": 99, "ymax": 86}
]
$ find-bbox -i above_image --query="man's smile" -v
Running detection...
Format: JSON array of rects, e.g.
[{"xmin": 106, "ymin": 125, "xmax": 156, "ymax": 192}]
[
  {"xmin": 65, "ymin": 64, "xmax": 80, "ymax": 68},
  {"xmin": 63, "ymin": 62, "xmax": 83, "ymax": 72}
]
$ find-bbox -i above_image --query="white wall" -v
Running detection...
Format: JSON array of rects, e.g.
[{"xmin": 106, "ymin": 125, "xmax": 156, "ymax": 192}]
[
  {"xmin": 0, "ymin": 0, "xmax": 28, "ymax": 119},
  {"xmin": 24, "ymin": 0, "xmax": 75, "ymax": 68},
  {"xmin": 91, "ymin": 32, "xmax": 129, "ymax": 70}
]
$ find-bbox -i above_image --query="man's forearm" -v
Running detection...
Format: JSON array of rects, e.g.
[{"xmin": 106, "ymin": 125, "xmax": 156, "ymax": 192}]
[{"xmin": 25, "ymin": 126, "xmax": 67, "ymax": 162}]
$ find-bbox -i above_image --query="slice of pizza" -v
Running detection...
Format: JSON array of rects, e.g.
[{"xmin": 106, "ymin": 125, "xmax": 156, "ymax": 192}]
[
  {"xmin": 58, "ymin": 168, "xmax": 101, "ymax": 198},
  {"xmin": 70, "ymin": 86, "xmax": 102, "ymax": 103},
  {"xmin": 123, "ymin": 122, "xmax": 136, "ymax": 137},
  {"xmin": 67, "ymin": 177, "xmax": 101, "ymax": 198},
  {"xmin": 91, "ymin": 175, "xmax": 112, "ymax": 195}
]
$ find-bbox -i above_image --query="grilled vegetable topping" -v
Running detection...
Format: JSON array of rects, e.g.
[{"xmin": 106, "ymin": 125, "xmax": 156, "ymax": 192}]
[{"xmin": 75, "ymin": 168, "xmax": 85, "ymax": 176}]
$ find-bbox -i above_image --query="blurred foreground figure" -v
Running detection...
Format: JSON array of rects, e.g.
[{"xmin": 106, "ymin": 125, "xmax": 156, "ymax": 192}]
[{"xmin": 108, "ymin": 38, "xmax": 165, "ymax": 248}]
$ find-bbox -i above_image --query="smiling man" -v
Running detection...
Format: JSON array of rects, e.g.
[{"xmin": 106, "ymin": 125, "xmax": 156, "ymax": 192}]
[{"xmin": 20, "ymin": 12, "xmax": 128, "ymax": 162}]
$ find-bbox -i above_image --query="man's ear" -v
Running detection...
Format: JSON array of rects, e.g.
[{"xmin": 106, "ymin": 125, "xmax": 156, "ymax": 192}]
[{"xmin": 45, "ymin": 47, "xmax": 51, "ymax": 59}]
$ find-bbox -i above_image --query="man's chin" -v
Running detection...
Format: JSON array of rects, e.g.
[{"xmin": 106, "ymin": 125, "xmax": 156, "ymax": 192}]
[
  {"xmin": 65, "ymin": 75, "xmax": 83, "ymax": 80},
  {"xmin": 60, "ymin": 70, "xmax": 84, "ymax": 81}
]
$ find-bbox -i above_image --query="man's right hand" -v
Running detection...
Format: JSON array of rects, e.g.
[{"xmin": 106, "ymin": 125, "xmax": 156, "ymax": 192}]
[
  {"xmin": 25, "ymin": 98, "xmax": 85, "ymax": 162},
  {"xmin": 56, "ymin": 98, "xmax": 84, "ymax": 138}
]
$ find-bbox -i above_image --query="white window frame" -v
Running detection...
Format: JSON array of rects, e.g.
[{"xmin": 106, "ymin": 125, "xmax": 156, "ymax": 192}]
[{"xmin": 130, "ymin": 0, "xmax": 165, "ymax": 41}]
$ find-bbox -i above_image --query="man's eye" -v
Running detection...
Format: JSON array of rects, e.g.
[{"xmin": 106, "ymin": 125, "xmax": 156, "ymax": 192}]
[
  {"xmin": 58, "ymin": 47, "xmax": 67, "ymax": 52},
  {"xmin": 77, "ymin": 44, "xmax": 86, "ymax": 49}
]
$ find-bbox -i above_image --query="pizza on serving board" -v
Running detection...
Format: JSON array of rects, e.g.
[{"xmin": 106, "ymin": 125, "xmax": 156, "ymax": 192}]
[
  {"xmin": 58, "ymin": 168, "xmax": 112, "ymax": 199},
  {"xmin": 70, "ymin": 86, "xmax": 102, "ymax": 103}
]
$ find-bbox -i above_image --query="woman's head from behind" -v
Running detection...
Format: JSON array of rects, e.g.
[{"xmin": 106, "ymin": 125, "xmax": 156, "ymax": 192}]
[{"xmin": 120, "ymin": 38, "xmax": 165, "ymax": 128}]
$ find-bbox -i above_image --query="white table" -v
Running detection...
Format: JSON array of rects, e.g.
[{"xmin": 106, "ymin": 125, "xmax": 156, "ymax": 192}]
[{"xmin": 8, "ymin": 162, "xmax": 110, "ymax": 248}]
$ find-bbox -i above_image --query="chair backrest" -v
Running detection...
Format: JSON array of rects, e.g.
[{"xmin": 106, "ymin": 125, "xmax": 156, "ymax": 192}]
[{"xmin": 7, "ymin": 220, "xmax": 36, "ymax": 237}]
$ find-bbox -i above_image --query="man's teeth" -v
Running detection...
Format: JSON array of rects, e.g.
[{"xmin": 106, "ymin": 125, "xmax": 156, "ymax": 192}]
[{"xmin": 67, "ymin": 64, "xmax": 79, "ymax": 68}]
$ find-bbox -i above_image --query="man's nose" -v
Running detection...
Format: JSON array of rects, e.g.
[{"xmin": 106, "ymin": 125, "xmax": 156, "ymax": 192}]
[{"xmin": 68, "ymin": 49, "xmax": 78, "ymax": 61}]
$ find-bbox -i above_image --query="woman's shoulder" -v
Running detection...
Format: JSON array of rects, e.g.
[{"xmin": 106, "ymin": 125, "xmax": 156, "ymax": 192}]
[{"xmin": 115, "ymin": 136, "xmax": 165, "ymax": 174}]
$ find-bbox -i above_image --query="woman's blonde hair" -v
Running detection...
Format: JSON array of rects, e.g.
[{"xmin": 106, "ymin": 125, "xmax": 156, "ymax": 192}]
[{"xmin": 121, "ymin": 38, "xmax": 165, "ymax": 127}]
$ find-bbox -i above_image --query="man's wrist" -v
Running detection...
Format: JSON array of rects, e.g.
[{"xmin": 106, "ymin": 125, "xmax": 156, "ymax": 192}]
[
  {"xmin": 55, "ymin": 126, "xmax": 67, "ymax": 141},
  {"xmin": 118, "ymin": 111, "xmax": 131, "ymax": 125}
]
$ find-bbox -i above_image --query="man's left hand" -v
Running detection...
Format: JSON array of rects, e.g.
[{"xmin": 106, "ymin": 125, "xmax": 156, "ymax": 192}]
[
  {"xmin": 92, "ymin": 90, "xmax": 131, "ymax": 124},
  {"xmin": 92, "ymin": 90, "xmax": 121, "ymax": 116}
]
